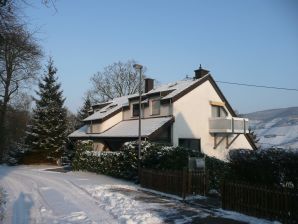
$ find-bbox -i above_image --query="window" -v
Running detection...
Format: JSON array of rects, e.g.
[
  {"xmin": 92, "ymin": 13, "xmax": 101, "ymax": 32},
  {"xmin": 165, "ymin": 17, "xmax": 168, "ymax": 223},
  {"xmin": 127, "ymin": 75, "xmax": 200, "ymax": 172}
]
[
  {"xmin": 132, "ymin": 103, "xmax": 140, "ymax": 117},
  {"xmin": 179, "ymin": 138, "xmax": 201, "ymax": 153},
  {"xmin": 151, "ymin": 99, "xmax": 160, "ymax": 115},
  {"xmin": 211, "ymin": 105, "xmax": 228, "ymax": 118}
]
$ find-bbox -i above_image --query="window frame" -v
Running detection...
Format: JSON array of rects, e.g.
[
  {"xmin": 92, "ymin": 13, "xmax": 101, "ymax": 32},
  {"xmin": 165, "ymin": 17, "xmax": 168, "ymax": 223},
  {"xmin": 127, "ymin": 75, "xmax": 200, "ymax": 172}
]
[
  {"xmin": 151, "ymin": 98, "xmax": 161, "ymax": 116},
  {"xmin": 178, "ymin": 138, "xmax": 201, "ymax": 153},
  {"xmin": 131, "ymin": 103, "xmax": 140, "ymax": 117},
  {"xmin": 211, "ymin": 105, "xmax": 228, "ymax": 118}
]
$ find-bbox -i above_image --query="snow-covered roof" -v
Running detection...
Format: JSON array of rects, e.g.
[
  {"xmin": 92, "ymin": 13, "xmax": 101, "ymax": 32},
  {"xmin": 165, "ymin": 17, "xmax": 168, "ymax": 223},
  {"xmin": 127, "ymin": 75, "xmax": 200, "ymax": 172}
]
[
  {"xmin": 68, "ymin": 125, "xmax": 89, "ymax": 138},
  {"xmin": 83, "ymin": 76, "xmax": 208, "ymax": 122},
  {"xmin": 147, "ymin": 78, "xmax": 199, "ymax": 100},
  {"xmin": 84, "ymin": 94, "xmax": 137, "ymax": 121},
  {"xmin": 69, "ymin": 116, "xmax": 173, "ymax": 138}
]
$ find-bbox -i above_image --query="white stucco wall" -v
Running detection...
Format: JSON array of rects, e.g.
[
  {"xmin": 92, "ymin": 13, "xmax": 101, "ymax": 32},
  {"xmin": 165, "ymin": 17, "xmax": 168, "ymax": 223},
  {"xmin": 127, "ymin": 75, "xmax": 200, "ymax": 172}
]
[
  {"xmin": 172, "ymin": 80, "xmax": 253, "ymax": 160},
  {"xmin": 91, "ymin": 111, "xmax": 122, "ymax": 133},
  {"xmin": 92, "ymin": 121, "xmax": 101, "ymax": 133}
]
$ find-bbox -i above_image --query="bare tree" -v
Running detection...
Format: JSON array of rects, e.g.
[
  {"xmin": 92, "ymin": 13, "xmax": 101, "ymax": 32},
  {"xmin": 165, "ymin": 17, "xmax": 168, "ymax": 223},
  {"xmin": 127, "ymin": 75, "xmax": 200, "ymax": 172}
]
[
  {"xmin": 0, "ymin": 11, "xmax": 42, "ymax": 157},
  {"xmin": 90, "ymin": 60, "xmax": 146, "ymax": 102},
  {"xmin": 0, "ymin": 0, "xmax": 58, "ymax": 161}
]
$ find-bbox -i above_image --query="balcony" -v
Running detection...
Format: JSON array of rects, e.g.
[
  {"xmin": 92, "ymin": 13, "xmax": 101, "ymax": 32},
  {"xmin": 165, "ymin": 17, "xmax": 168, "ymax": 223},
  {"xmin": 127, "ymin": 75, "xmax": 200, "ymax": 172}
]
[{"xmin": 209, "ymin": 117, "xmax": 249, "ymax": 134}]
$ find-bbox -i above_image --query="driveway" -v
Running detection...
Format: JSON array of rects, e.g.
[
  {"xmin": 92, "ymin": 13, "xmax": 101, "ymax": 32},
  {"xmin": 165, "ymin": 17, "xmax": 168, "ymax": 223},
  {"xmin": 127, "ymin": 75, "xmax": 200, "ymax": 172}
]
[{"xmin": 0, "ymin": 165, "xmax": 273, "ymax": 224}]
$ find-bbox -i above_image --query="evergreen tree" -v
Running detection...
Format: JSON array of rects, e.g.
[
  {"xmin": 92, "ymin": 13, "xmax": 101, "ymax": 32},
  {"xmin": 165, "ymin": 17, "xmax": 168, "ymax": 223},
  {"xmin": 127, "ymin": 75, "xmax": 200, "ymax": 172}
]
[
  {"xmin": 248, "ymin": 127, "xmax": 260, "ymax": 147},
  {"xmin": 28, "ymin": 58, "xmax": 67, "ymax": 162},
  {"xmin": 77, "ymin": 95, "xmax": 91, "ymax": 127}
]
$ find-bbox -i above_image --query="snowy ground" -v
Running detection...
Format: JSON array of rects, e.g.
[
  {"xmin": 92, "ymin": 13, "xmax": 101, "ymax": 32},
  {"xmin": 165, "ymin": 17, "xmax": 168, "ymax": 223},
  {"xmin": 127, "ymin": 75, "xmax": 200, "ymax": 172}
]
[{"xmin": 0, "ymin": 165, "xmax": 276, "ymax": 224}]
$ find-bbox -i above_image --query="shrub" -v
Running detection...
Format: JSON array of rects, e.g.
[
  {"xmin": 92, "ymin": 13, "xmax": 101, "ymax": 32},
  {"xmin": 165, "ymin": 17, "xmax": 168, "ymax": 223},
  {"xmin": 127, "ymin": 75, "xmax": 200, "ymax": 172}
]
[
  {"xmin": 72, "ymin": 140, "xmax": 138, "ymax": 179},
  {"xmin": 228, "ymin": 148, "xmax": 298, "ymax": 189},
  {"xmin": 205, "ymin": 156, "xmax": 230, "ymax": 192},
  {"xmin": 72, "ymin": 140, "xmax": 196, "ymax": 180},
  {"xmin": 0, "ymin": 186, "xmax": 6, "ymax": 221}
]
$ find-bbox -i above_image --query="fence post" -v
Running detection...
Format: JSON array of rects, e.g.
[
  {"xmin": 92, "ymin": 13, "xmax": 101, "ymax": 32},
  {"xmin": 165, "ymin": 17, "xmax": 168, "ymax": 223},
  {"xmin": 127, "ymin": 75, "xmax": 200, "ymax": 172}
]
[
  {"xmin": 204, "ymin": 170, "xmax": 208, "ymax": 196},
  {"xmin": 188, "ymin": 169, "xmax": 192, "ymax": 195},
  {"xmin": 182, "ymin": 167, "xmax": 187, "ymax": 200},
  {"xmin": 222, "ymin": 180, "xmax": 226, "ymax": 209},
  {"xmin": 139, "ymin": 168, "xmax": 142, "ymax": 186}
]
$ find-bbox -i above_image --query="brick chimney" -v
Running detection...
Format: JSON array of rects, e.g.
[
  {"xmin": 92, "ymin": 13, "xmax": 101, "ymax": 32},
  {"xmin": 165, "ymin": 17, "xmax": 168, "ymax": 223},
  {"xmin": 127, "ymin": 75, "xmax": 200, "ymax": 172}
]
[
  {"xmin": 194, "ymin": 64, "xmax": 209, "ymax": 79},
  {"xmin": 144, "ymin": 78, "xmax": 154, "ymax": 93}
]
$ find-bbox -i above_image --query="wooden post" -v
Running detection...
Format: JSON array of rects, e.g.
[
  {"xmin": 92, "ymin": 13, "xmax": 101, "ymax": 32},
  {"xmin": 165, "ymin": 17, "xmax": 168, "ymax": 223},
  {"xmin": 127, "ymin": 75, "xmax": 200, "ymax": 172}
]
[
  {"xmin": 139, "ymin": 168, "xmax": 142, "ymax": 186},
  {"xmin": 188, "ymin": 169, "xmax": 192, "ymax": 195},
  {"xmin": 182, "ymin": 167, "xmax": 187, "ymax": 200},
  {"xmin": 204, "ymin": 171, "xmax": 208, "ymax": 196},
  {"xmin": 222, "ymin": 180, "xmax": 226, "ymax": 209}
]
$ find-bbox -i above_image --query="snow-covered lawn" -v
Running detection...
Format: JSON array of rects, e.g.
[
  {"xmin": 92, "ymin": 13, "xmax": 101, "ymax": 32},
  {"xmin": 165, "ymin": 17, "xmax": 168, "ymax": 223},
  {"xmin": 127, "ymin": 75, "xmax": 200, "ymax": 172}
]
[{"xmin": 0, "ymin": 165, "xmax": 277, "ymax": 224}]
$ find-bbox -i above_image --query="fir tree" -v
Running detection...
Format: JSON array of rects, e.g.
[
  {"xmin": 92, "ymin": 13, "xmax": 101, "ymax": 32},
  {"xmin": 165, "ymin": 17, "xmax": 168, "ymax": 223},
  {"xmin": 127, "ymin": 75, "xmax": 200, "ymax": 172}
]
[
  {"xmin": 248, "ymin": 127, "xmax": 260, "ymax": 148},
  {"xmin": 28, "ymin": 58, "xmax": 67, "ymax": 162},
  {"xmin": 77, "ymin": 95, "xmax": 91, "ymax": 127}
]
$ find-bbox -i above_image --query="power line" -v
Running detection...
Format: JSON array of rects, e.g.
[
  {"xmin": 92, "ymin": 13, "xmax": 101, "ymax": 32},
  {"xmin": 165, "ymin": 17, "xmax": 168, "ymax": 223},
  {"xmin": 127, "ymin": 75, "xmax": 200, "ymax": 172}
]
[{"xmin": 215, "ymin": 80, "xmax": 298, "ymax": 92}]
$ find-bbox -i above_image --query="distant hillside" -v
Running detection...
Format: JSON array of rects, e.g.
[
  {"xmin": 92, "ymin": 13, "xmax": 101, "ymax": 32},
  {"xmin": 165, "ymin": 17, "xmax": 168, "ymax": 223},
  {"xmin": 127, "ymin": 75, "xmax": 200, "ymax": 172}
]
[{"xmin": 244, "ymin": 107, "xmax": 298, "ymax": 149}]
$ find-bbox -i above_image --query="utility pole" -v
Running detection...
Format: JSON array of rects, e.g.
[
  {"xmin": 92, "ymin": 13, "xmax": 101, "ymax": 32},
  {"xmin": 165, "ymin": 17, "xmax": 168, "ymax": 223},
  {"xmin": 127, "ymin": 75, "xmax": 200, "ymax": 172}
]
[{"xmin": 133, "ymin": 63, "xmax": 143, "ymax": 182}]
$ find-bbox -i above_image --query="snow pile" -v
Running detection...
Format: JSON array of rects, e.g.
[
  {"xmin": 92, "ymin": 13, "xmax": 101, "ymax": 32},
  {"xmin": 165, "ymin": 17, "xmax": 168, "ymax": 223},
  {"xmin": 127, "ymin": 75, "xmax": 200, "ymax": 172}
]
[
  {"xmin": 85, "ymin": 185, "xmax": 163, "ymax": 224},
  {"xmin": 215, "ymin": 209, "xmax": 279, "ymax": 224},
  {"xmin": 60, "ymin": 211, "xmax": 94, "ymax": 224},
  {"xmin": 83, "ymin": 184, "xmax": 273, "ymax": 224}
]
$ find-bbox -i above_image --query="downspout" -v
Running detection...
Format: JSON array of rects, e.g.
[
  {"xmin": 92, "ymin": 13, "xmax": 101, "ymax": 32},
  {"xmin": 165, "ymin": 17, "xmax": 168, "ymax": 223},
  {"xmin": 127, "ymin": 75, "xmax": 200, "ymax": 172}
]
[{"xmin": 170, "ymin": 98, "xmax": 174, "ymax": 145}]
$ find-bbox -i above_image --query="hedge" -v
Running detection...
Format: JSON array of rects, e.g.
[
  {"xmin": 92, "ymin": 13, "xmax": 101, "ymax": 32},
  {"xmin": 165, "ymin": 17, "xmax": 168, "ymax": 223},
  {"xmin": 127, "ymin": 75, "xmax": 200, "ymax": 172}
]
[
  {"xmin": 72, "ymin": 141, "xmax": 298, "ymax": 191},
  {"xmin": 72, "ymin": 140, "xmax": 196, "ymax": 180},
  {"xmin": 228, "ymin": 148, "xmax": 298, "ymax": 189},
  {"xmin": 205, "ymin": 156, "xmax": 230, "ymax": 192}
]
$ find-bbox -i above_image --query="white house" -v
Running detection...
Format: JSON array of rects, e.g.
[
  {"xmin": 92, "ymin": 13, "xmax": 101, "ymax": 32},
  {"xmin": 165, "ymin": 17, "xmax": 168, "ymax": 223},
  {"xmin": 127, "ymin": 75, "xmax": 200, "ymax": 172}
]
[{"xmin": 69, "ymin": 66, "xmax": 255, "ymax": 160}]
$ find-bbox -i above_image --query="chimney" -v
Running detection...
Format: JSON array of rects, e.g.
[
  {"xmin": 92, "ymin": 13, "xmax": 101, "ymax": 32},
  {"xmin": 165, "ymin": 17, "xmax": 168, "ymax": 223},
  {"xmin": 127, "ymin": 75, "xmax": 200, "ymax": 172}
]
[
  {"xmin": 194, "ymin": 64, "xmax": 209, "ymax": 79},
  {"xmin": 144, "ymin": 78, "xmax": 154, "ymax": 93}
]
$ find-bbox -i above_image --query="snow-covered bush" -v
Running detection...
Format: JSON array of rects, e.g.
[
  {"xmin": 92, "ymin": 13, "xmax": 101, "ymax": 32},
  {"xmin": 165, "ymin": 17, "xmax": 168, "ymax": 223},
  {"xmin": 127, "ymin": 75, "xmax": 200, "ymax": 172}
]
[
  {"xmin": 72, "ymin": 140, "xmax": 135, "ymax": 179},
  {"xmin": 2, "ymin": 143, "xmax": 29, "ymax": 165},
  {"xmin": 228, "ymin": 148, "xmax": 298, "ymax": 189},
  {"xmin": 72, "ymin": 140, "xmax": 196, "ymax": 180}
]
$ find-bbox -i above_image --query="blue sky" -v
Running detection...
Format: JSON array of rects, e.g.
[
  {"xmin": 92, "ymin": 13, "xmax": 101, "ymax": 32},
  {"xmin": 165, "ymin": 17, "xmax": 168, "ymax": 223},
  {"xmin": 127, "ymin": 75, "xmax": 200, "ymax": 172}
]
[{"xmin": 25, "ymin": 0, "xmax": 298, "ymax": 113}]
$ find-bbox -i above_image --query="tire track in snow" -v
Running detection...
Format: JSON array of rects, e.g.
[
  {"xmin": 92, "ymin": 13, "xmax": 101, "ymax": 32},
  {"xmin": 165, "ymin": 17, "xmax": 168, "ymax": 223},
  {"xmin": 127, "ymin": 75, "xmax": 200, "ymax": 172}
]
[
  {"xmin": 1, "ymin": 173, "xmax": 45, "ymax": 224},
  {"xmin": 0, "ymin": 167, "xmax": 115, "ymax": 224}
]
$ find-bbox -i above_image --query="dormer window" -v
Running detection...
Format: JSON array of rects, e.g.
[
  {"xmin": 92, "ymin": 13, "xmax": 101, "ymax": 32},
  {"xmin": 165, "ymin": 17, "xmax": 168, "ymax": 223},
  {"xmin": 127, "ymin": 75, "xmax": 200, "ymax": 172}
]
[
  {"xmin": 132, "ymin": 103, "xmax": 140, "ymax": 117},
  {"xmin": 210, "ymin": 101, "xmax": 228, "ymax": 118},
  {"xmin": 211, "ymin": 105, "xmax": 227, "ymax": 118},
  {"xmin": 151, "ymin": 99, "xmax": 160, "ymax": 115}
]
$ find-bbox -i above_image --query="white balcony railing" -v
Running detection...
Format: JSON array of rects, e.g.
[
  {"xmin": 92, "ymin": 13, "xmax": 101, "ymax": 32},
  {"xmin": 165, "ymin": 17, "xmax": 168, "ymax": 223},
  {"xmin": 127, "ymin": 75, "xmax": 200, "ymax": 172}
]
[{"xmin": 209, "ymin": 117, "xmax": 249, "ymax": 134}]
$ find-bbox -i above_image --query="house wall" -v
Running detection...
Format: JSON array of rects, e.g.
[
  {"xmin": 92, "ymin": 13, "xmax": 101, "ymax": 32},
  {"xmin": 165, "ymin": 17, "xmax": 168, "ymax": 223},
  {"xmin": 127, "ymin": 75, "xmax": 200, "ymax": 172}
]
[
  {"xmin": 172, "ymin": 80, "xmax": 252, "ymax": 160},
  {"xmin": 91, "ymin": 111, "xmax": 122, "ymax": 133},
  {"xmin": 123, "ymin": 108, "xmax": 131, "ymax": 120},
  {"xmin": 93, "ymin": 141, "xmax": 108, "ymax": 151},
  {"xmin": 92, "ymin": 121, "xmax": 101, "ymax": 133},
  {"xmin": 122, "ymin": 98, "xmax": 171, "ymax": 120},
  {"xmin": 143, "ymin": 103, "xmax": 171, "ymax": 118}
]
